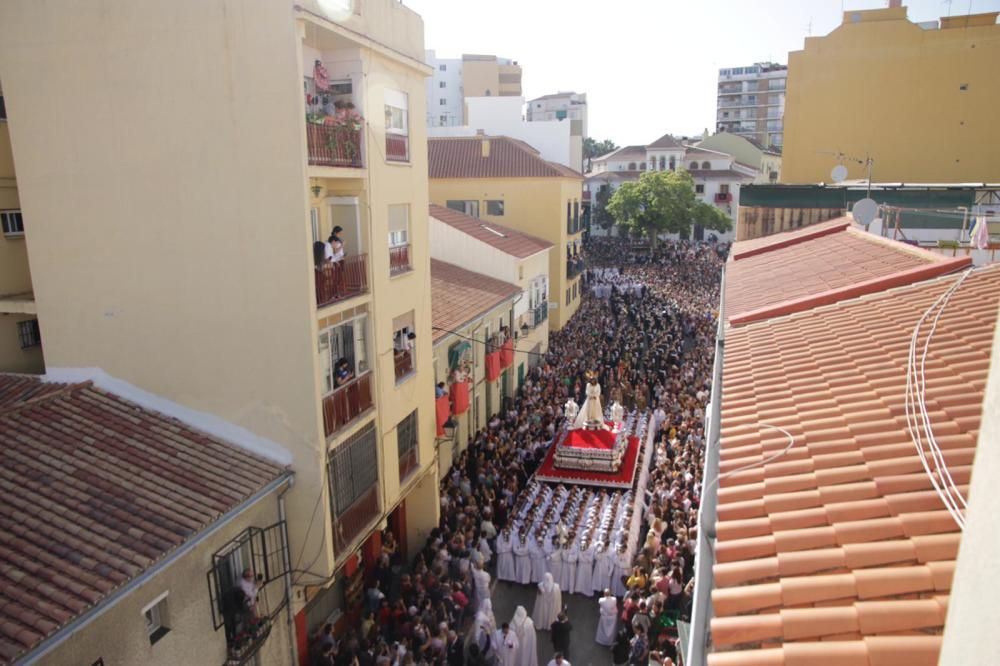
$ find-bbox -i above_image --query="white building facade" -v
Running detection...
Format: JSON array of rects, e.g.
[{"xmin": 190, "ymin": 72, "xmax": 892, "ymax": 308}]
[
  {"xmin": 425, "ymin": 50, "xmax": 465, "ymax": 127},
  {"xmin": 527, "ymin": 92, "xmax": 588, "ymax": 139}
]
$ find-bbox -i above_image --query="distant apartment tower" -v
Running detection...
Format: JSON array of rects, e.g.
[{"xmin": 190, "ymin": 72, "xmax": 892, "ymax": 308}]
[
  {"xmin": 425, "ymin": 50, "xmax": 522, "ymax": 127},
  {"xmin": 716, "ymin": 62, "xmax": 786, "ymax": 149},
  {"xmin": 527, "ymin": 92, "xmax": 588, "ymax": 138}
]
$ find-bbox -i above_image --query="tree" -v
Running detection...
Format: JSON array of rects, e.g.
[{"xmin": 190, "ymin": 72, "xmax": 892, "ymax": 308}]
[
  {"xmin": 592, "ymin": 181, "xmax": 615, "ymax": 230},
  {"xmin": 606, "ymin": 170, "xmax": 732, "ymax": 242},
  {"xmin": 583, "ymin": 137, "xmax": 619, "ymax": 171}
]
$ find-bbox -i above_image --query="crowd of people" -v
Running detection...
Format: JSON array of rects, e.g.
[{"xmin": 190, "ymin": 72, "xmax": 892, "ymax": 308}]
[{"xmin": 309, "ymin": 237, "xmax": 726, "ymax": 666}]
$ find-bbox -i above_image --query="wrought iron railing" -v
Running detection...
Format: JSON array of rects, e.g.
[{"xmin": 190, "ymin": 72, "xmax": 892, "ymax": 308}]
[
  {"xmin": 389, "ymin": 244, "xmax": 411, "ymax": 275},
  {"xmin": 306, "ymin": 121, "xmax": 364, "ymax": 168},
  {"xmin": 321, "ymin": 371, "xmax": 374, "ymax": 438},
  {"xmin": 315, "ymin": 254, "xmax": 368, "ymax": 308},
  {"xmin": 394, "ymin": 350, "xmax": 413, "ymax": 382},
  {"xmin": 386, "ymin": 134, "xmax": 409, "ymax": 162}
]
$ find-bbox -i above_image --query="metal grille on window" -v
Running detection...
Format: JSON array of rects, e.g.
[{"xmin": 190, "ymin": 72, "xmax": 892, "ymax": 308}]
[
  {"xmin": 397, "ymin": 410, "xmax": 418, "ymax": 459},
  {"xmin": 328, "ymin": 422, "xmax": 378, "ymax": 516},
  {"xmin": 17, "ymin": 320, "xmax": 40, "ymax": 349}
]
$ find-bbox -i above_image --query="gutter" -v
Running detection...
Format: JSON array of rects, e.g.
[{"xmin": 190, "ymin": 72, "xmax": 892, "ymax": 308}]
[
  {"xmin": 278, "ymin": 478, "xmax": 298, "ymax": 666},
  {"xmin": 19, "ymin": 472, "xmax": 295, "ymax": 665},
  {"xmin": 686, "ymin": 264, "xmax": 727, "ymax": 666}
]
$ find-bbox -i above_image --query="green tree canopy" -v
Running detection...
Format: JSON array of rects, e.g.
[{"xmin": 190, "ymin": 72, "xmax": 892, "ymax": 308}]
[
  {"xmin": 606, "ymin": 170, "xmax": 733, "ymax": 241},
  {"xmin": 583, "ymin": 138, "xmax": 619, "ymax": 168}
]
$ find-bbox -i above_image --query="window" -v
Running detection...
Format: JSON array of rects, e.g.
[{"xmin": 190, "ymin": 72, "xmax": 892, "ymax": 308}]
[
  {"xmin": 319, "ymin": 315, "xmax": 369, "ymax": 394},
  {"xmin": 397, "ymin": 410, "xmax": 418, "ymax": 481},
  {"xmin": 439, "ymin": 81, "xmax": 447, "ymax": 88},
  {"xmin": 486, "ymin": 200, "xmax": 505, "ymax": 216},
  {"xmin": 17, "ymin": 320, "xmax": 40, "ymax": 349},
  {"xmin": 565, "ymin": 288, "xmax": 570, "ymax": 306},
  {"xmin": 628, "ymin": 162, "xmax": 637, "ymax": 170},
  {"xmin": 310, "ymin": 207, "xmax": 320, "ymax": 244},
  {"xmin": 328, "ymin": 423, "xmax": 379, "ymax": 519},
  {"xmin": 701, "ymin": 161, "xmax": 711, "ymax": 170},
  {"xmin": 659, "ymin": 157, "xmax": 666, "ymax": 170},
  {"xmin": 439, "ymin": 64, "xmax": 447, "ymax": 71},
  {"xmin": 689, "ymin": 162, "xmax": 698, "ymax": 170},
  {"xmin": 388, "ymin": 204, "xmax": 409, "ymax": 247},
  {"xmin": 695, "ymin": 184, "xmax": 705, "ymax": 194},
  {"xmin": 384, "ymin": 89, "xmax": 409, "ymax": 162},
  {"xmin": 393, "ymin": 312, "xmax": 416, "ymax": 381},
  {"xmin": 446, "ymin": 200, "xmax": 479, "ymax": 218},
  {"xmin": 439, "ymin": 115, "xmax": 448, "ymax": 126},
  {"xmin": 1, "ymin": 210, "xmax": 24, "ymax": 237},
  {"xmin": 668, "ymin": 156, "xmax": 676, "ymax": 170},
  {"xmin": 439, "ymin": 98, "xmax": 446, "ymax": 105},
  {"xmin": 720, "ymin": 184, "xmax": 731, "ymax": 194},
  {"xmin": 142, "ymin": 594, "xmax": 170, "ymax": 645},
  {"xmin": 0, "ymin": 95, "xmax": 6, "ymax": 121}
]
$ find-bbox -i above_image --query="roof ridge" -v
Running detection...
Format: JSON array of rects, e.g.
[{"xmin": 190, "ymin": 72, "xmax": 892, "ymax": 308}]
[{"xmin": 0, "ymin": 380, "xmax": 92, "ymax": 418}]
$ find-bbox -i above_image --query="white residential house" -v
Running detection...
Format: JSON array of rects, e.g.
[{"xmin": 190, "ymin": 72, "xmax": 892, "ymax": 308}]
[
  {"xmin": 585, "ymin": 134, "xmax": 756, "ymax": 241},
  {"xmin": 424, "ymin": 50, "xmax": 465, "ymax": 127},
  {"xmin": 526, "ymin": 92, "xmax": 588, "ymax": 139}
]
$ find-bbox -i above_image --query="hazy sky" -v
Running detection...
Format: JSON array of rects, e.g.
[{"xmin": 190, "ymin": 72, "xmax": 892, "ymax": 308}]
[{"xmin": 404, "ymin": 0, "xmax": 1000, "ymax": 145}]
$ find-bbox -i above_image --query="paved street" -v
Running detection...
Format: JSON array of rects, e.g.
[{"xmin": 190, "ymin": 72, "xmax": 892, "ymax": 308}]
[{"xmin": 491, "ymin": 580, "xmax": 615, "ymax": 666}]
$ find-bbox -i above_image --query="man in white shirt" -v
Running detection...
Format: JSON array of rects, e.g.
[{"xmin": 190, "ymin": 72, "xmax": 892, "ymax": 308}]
[
  {"xmin": 546, "ymin": 651, "xmax": 570, "ymax": 666},
  {"xmin": 494, "ymin": 622, "xmax": 519, "ymax": 666}
]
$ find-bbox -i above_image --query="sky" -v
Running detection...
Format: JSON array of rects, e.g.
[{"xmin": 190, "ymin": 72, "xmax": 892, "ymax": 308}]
[{"xmin": 404, "ymin": 0, "xmax": 1000, "ymax": 146}]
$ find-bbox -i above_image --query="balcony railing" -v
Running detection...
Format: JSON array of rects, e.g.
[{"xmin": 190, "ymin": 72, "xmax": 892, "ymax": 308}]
[
  {"xmin": 394, "ymin": 350, "xmax": 414, "ymax": 382},
  {"xmin": 386, "ymin": 134, "xmax": 410, "ymax": 162},
  {"xmin": 332, "ymin": 484, "xmax": 380, "ymax": 553},
  {"xmin": 315, "ymin": 254, "xmax": 369, "ymax": 308},
  {"xmin": 531, "ymin": 303, "xmax": 549, "ymax": 328},
  {"xmin": 715, "ymin": 192, "xmax": 733, "ymax": 203},
  {"xmin": 389, "ymin": 244, "xmax": 411, "ymax": 275},
  {"xmin": 306, "ymin": 121, "xmax": 364, "ymax": 168},
  {"xmin": 322, "ymin": 371, "xmax": 374, "ymax": 439},
  {"xmin": 566, "ymin": 257, "xmax": 584, "ymax": 279},
  {"xmin": 567, "ymin": 220, "xmax": 581, "ymax": 235}
]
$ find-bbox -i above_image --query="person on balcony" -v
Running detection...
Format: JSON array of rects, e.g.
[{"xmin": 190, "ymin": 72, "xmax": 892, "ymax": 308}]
[
  {"xmin": 239, "ymin": 568, "xmax": 263, "ymax": 619},
  {"xmin": 329, "ymin": 226, "xmax": 345, "ymax": 263},
  {"xmin": 335, "ymin": 358, "xmax": 354, "ymax": 388},
  {"xmin": 436, "ymin": 382, "xmax": 448, "ymax": 399}
]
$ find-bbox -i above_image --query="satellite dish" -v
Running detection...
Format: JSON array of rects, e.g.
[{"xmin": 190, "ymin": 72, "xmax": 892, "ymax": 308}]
[
  {"xmin": 831, "ymin": 165, "xmax": 848, "ymax": 183},
  {"xmin": 852, "ymin": 198, "xmax": 878, "ymax": 226}
]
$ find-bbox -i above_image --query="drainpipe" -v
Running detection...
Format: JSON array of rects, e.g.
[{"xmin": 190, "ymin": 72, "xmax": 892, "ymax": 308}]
[
  {"xmin": 686, "ymin": 265, "xmax": 727, "ymax": 666},
  {"xmin": 278, "ymin": 477, "xmax": 299, "ymax": 666}
]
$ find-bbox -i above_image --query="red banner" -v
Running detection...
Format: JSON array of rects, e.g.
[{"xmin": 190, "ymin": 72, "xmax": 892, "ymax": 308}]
[
  {"xmin": 500, "ymin": 338, "xmax": 514, "ymax": 368},
  {"xmin": 485, "ymin": 351, "xmax": 501, "ymax": 382},
  {"xmin": 436, "ymin": 394, "xmax": 451, "ymax": 436},
  {"xmin": 451, "ymin": 380, "xmax": 470, "ymax": 415}
]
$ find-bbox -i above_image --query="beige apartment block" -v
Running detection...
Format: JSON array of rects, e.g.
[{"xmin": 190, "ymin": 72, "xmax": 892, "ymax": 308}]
[
  {"xmin": 0, "ymin": 0, "xmax": 438, "ymax": 657},
  {"xmin": 462, "ymin": 54, "xmax": 523, "ymax": 98}
]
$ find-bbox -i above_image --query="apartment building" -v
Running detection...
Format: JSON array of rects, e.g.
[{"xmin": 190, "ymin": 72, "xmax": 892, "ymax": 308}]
[
  {"xmin": 696, "ymin": 132, "xmax": 782, "ymax": 184},
  {"xmin": 715, "ymin": 62, "xmax": 787, "ymax": 149},
  {"xmin": 429, "ymin": 204, "xmax": 552, "ymax": 448},
  {"xmin": 424, "ymin": 51, "xmax": 522, "ymax": 127},
  {"xmin": 0, "ymin": 0, "xmax": 437, "ymax": 660},
  {"xmin": 527, "ymin": 91, "xmax": 588, "ymax": 139},
  {"xmin": 782, "ymin": 5, "xmax": 1000, "ymax": 183},
  {"xmin": 586, "ymin": 134, "xmax": 756, "ymax": 240},
  {"xmin": 428, "ymin": 136, "xmax": 584, "ymax": 331}
]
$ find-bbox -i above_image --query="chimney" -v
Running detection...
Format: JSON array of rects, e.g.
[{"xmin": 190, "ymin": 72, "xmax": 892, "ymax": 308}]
[
  {"xmin": 888, "ymin": 0, "xmax": 901, "ymax": 6},
  {"xmin": 481, "ymin": 135, "xmax": 490, "ymax": 158}
]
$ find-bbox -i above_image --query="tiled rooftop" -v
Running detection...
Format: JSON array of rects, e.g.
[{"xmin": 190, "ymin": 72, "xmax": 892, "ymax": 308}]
[
  {"xmin": 708, "ymin": 265, "xmax": 1000, "ymax": 665},
  {"xmin": 429, "ymin": 204, "xmax": 552, "ymax": 259},
  {"xmin": 726, "ymin": 219, "xmax": 970, "ymax": 325},
  {"xmin": 647, "ymin": 133, "xmax": 683, "ymax": 149},
  {"xmin": 0, "ymin": 376, "xmax": 287, "ymax": 663},
  {"xmin": 428, "ymin": 136, "xmax": 582, "ymax": 179},
  {"xmin": 431, "ymin": 259, "xmax": 521, "ymax": 342}
]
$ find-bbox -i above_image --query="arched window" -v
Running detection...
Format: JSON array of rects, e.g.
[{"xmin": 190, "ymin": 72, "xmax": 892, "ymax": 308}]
[
  {"xmin": 668, "ymin": 156, "xmax": 676, "ymax": 170},
  {"xmin": 659, "ymin": 156, "xmax": 666, "ymax": 170},
  {"xmin": 690, "ymin": 161, "xmax": 698, "ymax": 170},
  {"xmin": 628, "ymin": 162, "xmax": 637, "ymax": 170},
  {"xmin": 702, "ymin": 161, "xmax": 711, "ymax": 169}
]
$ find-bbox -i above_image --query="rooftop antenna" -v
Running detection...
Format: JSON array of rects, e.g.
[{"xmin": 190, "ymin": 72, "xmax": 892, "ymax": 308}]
[{"xmin": 943, "ymin": 0, "xmax": 954, "ymax": 15}]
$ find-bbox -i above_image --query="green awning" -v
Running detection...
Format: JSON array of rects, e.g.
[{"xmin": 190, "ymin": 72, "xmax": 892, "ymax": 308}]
[{"xmin": 448, "ymin": 341, "xmax": 471, "ymax": 370}]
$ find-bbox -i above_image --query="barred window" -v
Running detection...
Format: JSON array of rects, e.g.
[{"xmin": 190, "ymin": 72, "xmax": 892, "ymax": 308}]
[
  {"xmin": 328, "ymin": 422, "xmax": 378, "ymax": 516},
  {"xmin": 397, "ymin": 410, "xmax": 418, "ymax": 481},
  {"xmin": 17, "ymin": 320, "xmax": 40, "ymax": 349},
  {"xmin": 2, "ymin": 210, "xmax": 24, "ymax": 237}
]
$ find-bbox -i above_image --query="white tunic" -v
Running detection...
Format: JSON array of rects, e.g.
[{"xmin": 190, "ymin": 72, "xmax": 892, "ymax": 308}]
[
  {"xmin": 514, "ymin": 536, "xmax": 532, "ymax": 585},
  {"xmin": 574, "ymin": 544, "xmax": 595, "ymax": 598},
  {"xmin": 530, "ymin": 537, "xmax": 547, "ymax": 583},
  {"xmin": 493, "ymin": 628, "xmax": 519, "ymax": 666},
  {"xmin": 549, "ymin": 545, "xmax": 563, "ymax": 585},
  {"xmin": 596, "ymin": 594, "xmax": 618, "ymax": 646},
  {"xmin": 511, "ymin": 607, "xmax": 539, "ymax": 666},
  {"xmin": 562, "ymin": 545, "xmax": 578, "ymax": 595},
  {"xmin": 497, "ymin": 533, "xmax": 516, "ymax": 581},
  {"xmin": 593, "ymin": 548, "xmax": 615, "ymax": 594},
  {"xmin": 532, "ymin": 573, "xmax": 562, "ymax": 632},
  {"xmin": 473, "ymin": 567, "xmax": 492, "ymax": 605}
]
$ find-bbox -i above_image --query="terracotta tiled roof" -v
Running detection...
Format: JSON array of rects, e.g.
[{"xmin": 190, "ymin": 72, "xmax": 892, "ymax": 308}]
[
  {"xmin": 0, "ymin": 376, "xmax": 287, "ymax": 663},
  {"xmin": 647, "ymin": 133, "xmax": 683, "ymax": 149},
  {"xmin": 431, "ymin": 259, "xmax": 521, "ymax": 342},
  {"xmin": 708, "ymin": 265, "xmax": 1000, "ymax": 666},
  {"xmin": 428, "ymin": 136, "xmax": 582, "ymax": 179},
  {"xmin": 725, "ymin": 221, "xmax": 971, "ymax": 325},
  {"xmin": 731, "ymin": 218, "xmax": 853, "ymax": 260},
  {"xmin": 429, "ymin": 204, "xmax": 552, "ymax": 259}
]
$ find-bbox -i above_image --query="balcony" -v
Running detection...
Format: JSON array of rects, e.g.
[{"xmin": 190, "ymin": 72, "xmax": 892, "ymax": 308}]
[
  {"xmin": 389, "ymin": 244, "xmax": 411, "ymax": 275},
  {"xmin": 322, "ymin": 371, "xmax": 374, "ymax": 439},
  {"xmin": 306, "ymin": 120, "xmax": 364, "ymax": 168},
  {"xmin": 715, "ymin": 192, "xmax": 733, "ymax": 204},
  {"xmin": 533, "ymin": 302, "xmax": 549, "ymax": 327},
  {"xmin": 333, "ymin": 484, "xmax": 380, "ymax": 553},
  {"xmin": 567, "ymin": 220, "xmax": 581, "ymax": 235},
  {"xmin": 394, "ymin": 350, "xmax": 414, "ymax": 382},
  {"xmin": 224, "ymin": 620, "xmax": 273, "ymax": 666},
  {"xmin": 386, "ymin": 134, "xmax": 410, "ymax": 162},
  {"xmin": 315, "ymin": 254, "xmax": 369, "ymax": 308},
  {"xmin": 566, "ymin": 256, "xmax": 585, "ymax": 279}
]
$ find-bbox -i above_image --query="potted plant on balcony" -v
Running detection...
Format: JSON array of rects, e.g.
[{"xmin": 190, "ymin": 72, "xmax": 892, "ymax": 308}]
[{"xmin": 324, "ymin": 101, "xmax": 363, "ymax": 165}]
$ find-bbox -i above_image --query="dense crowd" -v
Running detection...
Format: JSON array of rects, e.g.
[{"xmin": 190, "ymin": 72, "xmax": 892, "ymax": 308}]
[{"xmin": 310, "ymin": 238, "xmax": 725, "ymax": 666}]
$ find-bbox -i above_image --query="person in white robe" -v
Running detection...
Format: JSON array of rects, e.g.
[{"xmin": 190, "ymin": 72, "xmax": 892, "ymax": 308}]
[
  {"xmin": 533, "ymin": 573, "xmax": 562, "ymax": 631},
  {"xmin": 611, "ymin": 546, "xmax": 629, "ymax": 598},
  {"xmin": 562, "ymin": 542, "xmax": 578, "ymax": 594},
  {"xmin": 530, "ymin": 534, "xmax": 547, "ymax": 583},
  {"xmin": 542, "ymin": 532, "xmax": 556, "ymax": 577},
  {"xmin": 473, "ymin": 562, "xmax": 492, "ymax": 606},
  {"xmin": 593, "ymin": 543, "xmax": 614, "ymax": 594},
  {"xmin": 514, "ymin": 533, "xmax": 532, "ymax": 585},
  {"xmin": 493, "ymin": 622, "xmax": 519, "ymax": 666},
  {"xmin": 595, "ymin": 589, "xmax": 618, "ymax": 646},
  {"xmin": 477, "ymin": 598, "xmax": 497, "ymax": 636},
  {"xmin": 510, "ymin": 606, "xmax": 539, "ymax": 666},
  {"xmin": 574, "ymin": 541, "xmax": 595, "ymax": 597},
  {"xmin": 549, "ymin": 537, "xmax": 563, "ymax": 585},
  {"xmin": 496, "ymin": 529, "xmax": 516, "ymax": 582}
]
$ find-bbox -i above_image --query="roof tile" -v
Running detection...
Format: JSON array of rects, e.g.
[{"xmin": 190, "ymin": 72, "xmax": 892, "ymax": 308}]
[
  {"xmin": 429, "ymin": 204, "xmax": 552, "ymax": 258},
  {"xmin": 430, "ymin": 259, "xmax": 521, "ymax": 342},
  {"xmin": 428, "ymin": 136, "xmax": 582, "ymax": 179}
]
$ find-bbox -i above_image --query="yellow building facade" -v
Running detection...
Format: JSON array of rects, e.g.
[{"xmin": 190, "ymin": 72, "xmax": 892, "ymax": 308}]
[
  {"xmin": 428, "ymin": 136, "xmax": 584, "ymax": 330},
  {"xmin": 781, "ymin": 7, "xmax": 1000, "ymax": 184},
  {"xmin": 0, "ymin": 0, "xmax": 438, "ymax": 658},
  {"xmin": 461, "ymin": 54, "xmax": 523, "ymax": 98}
]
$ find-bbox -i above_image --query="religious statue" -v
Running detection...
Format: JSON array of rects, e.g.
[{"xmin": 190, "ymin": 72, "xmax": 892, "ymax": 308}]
[
  {"xmin": 564, "ymin": 399, "xmax": 580, "ymax": 427},
  {"xmin": 610, "ymin": 401, "xmax": 625, "ymax": 428},
  {"xmin": 574, "ymin": 371, "xmax": 609, "ymax": 431}
]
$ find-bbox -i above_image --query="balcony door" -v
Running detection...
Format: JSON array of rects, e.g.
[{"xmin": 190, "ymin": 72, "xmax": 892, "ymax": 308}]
[{"xmin": 327, "ymin": 196, "xmax": 363, "ymax": 257}]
